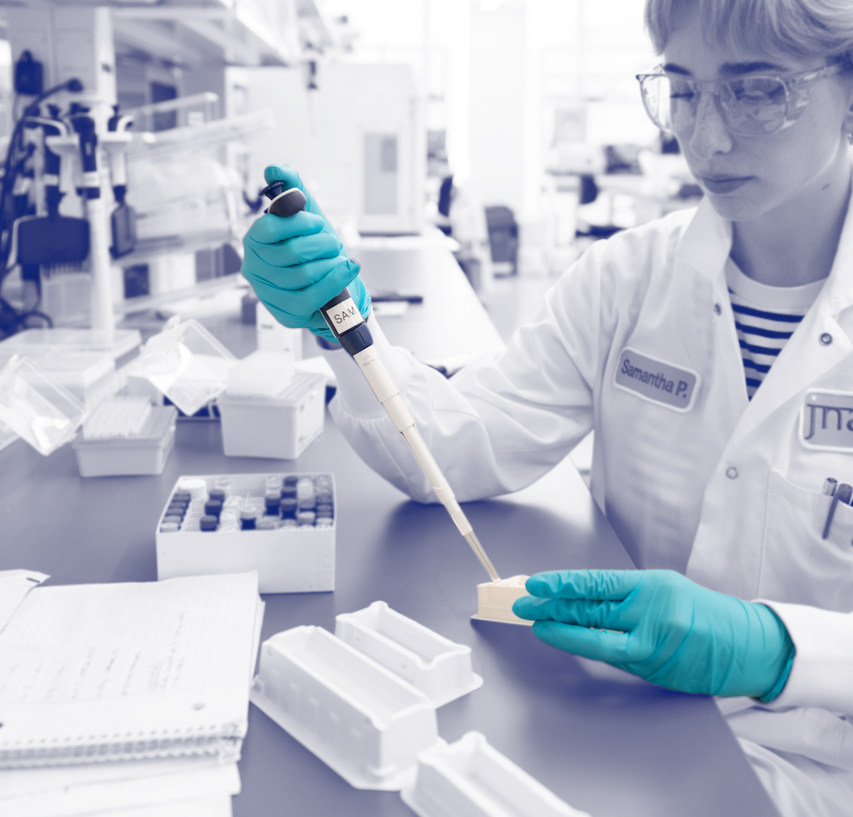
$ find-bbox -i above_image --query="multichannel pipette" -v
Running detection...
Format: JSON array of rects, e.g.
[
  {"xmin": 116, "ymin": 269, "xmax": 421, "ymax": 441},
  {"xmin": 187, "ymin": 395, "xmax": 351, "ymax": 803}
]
[{"xmin": 262, "ymin": 181, "xmax": 501, "ymax": 583}]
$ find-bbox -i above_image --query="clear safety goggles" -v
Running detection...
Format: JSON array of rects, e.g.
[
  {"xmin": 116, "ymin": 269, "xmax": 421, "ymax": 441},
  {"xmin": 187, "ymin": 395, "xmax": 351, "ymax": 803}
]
[{"xmin": 636, "ymin": 61, "xmax": 852, "ymax": 136}]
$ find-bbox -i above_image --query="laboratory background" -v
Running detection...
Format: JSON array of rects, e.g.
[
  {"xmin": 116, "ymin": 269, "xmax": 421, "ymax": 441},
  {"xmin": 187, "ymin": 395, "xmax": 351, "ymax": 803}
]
[{"xmin": 0, "ymin": 2, "xmax": 782, "ymax": 817}]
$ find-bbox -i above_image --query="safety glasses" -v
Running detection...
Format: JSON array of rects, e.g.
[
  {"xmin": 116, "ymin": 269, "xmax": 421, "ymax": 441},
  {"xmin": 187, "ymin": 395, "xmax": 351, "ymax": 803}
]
[{"xmin": 636, "ymin": 61, "xmax": 852, "ymax": 136}]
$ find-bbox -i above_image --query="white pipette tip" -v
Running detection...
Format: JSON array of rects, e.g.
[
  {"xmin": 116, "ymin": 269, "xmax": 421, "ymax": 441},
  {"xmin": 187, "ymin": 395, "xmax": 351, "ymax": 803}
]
[{"xmin": 464, "ymin": 530, "xmax": 500, "ymax": 583}]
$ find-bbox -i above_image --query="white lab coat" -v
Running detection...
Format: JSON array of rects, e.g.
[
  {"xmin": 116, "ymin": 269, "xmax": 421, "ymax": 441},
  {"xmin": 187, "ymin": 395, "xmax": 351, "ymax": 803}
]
[{"xmin": 322, "ymin": 193, "xmax": 853, "ymax": 817}]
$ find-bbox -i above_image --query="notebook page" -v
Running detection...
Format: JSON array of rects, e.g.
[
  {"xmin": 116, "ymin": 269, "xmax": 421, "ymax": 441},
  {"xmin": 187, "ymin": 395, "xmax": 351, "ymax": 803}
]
[
  {"xmin": 0, "ymin": 572, "xmax": 261, "ymax": 768},
  {"xmin": 0, "ymin": 571, "xmax": 49, "ymax": 632}
]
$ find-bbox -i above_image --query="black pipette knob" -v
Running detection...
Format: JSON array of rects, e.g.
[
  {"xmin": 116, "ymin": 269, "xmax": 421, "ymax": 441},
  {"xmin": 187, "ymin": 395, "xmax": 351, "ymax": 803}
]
[{"xmin": 261, "ymin": 182, "xmax": 307, "ymax": 217}]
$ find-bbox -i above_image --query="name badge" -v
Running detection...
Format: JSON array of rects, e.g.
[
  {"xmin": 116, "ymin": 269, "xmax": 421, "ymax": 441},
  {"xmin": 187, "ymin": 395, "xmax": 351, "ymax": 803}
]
[
  {"xmin": 613, "ymin": 347, "xmax": 699, "ymax": 412},
  {"xmin": 800, "ymin": 390, "xmax": 853, "ymax": 452}
]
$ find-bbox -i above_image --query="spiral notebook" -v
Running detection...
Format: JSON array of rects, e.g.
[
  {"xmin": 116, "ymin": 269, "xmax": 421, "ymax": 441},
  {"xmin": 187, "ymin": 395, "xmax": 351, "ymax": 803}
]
[{"xmin": 0, "ymin": 571, "xmax": 263, "ymax": 769}]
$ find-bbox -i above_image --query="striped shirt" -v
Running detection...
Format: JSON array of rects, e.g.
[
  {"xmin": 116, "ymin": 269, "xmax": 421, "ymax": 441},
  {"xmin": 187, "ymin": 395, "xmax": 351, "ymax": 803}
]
[{"xmin": 725, "ymin": 258, "xmax": 826, "ymax": 400}]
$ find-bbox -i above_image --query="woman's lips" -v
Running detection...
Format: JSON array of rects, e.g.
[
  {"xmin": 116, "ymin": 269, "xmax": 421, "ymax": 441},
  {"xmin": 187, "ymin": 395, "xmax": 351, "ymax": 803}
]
[{"xmin": 697, "ymin": 175, "xmax": 752, "ymax": 195}]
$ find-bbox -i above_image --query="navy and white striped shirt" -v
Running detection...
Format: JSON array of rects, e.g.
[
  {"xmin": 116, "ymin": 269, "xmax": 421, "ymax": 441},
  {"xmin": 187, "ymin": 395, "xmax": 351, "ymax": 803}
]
[{"xmin": 725, "ymin": 259, "xmax": 826, "ymax": 400}]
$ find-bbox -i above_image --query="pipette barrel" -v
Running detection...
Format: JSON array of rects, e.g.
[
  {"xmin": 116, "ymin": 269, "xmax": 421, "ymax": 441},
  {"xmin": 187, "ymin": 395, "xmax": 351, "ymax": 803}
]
[{"xmin": 260, "ymin": 180, "xmax": 500, "ymax": 582}]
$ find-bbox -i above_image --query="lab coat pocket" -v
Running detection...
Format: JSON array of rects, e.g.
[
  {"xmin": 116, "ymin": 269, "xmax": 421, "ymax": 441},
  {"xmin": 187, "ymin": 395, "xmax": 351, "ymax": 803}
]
[{"xmin": 759, "ymin": 470, "xmax": 853, "ymax": 610}]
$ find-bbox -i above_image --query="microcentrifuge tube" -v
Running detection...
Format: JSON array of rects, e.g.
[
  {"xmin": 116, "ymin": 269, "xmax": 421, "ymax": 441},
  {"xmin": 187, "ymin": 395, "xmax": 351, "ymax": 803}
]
[
  {"xmin": 240, "ymin": 508, "xmax": 258, "ymax": 530},
  {"xmin": 264, "ymin": 492, "xmax": 282, "ymax": 515},
  {"xmin": 257, "ymin": 517, "xmax": 279, "ymax": 531},
  {"xmin": 204, "ymin": 499, "xmax": 223, "ymax": 518},
  {"xmin": 200, "ymin": 515, "xmax": 218, "ymax": 532},
  {"xmin": 280, "ymin": 498, "xmax": 297, "ymax": 518},
  {"xmin": 209, "ymin": 487, "xmax": 227, "ymax": 504}
]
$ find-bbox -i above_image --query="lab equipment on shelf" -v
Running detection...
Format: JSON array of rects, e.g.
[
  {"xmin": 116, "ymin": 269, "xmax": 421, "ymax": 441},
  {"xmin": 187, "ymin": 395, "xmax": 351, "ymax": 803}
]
[
  {"xmin": 401, "ymin": 731, "xmax": 590, "ymax": 817},
  {"xmin": 473, "ymin": 576, "xmax": 533, "ymax": 625},
  {"xmin": 250, "ymin": 624, "xmax": 442, "ymax": 791},
  {"xmin": 335, "ymin": 601, "xmax": 483, "ymax": 707},
  {"xmin": 156, "ymin": 472, "xmax": 335, "ymax": 593},
  {"xmin": 72, "ymin": 399, "xmax": 177, "ymax": 477}
]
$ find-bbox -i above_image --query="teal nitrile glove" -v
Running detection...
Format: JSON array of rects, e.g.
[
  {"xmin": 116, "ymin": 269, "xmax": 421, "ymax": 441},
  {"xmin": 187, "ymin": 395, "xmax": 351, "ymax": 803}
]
[
  {"xmin": 512, "ymin": 569, "xmax": 795, "ymax": 700},
  {"xmin": 242, "ymin": 164, "xmax": 371, "ymax": 342}
]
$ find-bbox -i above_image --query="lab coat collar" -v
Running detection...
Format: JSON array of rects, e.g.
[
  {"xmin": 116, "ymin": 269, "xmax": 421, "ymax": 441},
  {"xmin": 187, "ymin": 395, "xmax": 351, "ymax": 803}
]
[
  {"xmin": 675, "ymin": 197, "xmax": 732, "ymax": 285},
  {"xmin": 676, "ymin": 164, "xmax": 853, "ymax": 316}
]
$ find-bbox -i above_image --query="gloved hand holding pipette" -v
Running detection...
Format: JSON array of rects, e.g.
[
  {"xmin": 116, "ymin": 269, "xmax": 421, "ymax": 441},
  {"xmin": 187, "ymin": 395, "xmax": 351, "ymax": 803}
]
[
  {"xmin": 242, "ymin": 164, "xmax": 370, "ymax": 342},
  {"xmin": 513, "ymin": 569, "xmax": 795, "ymax": 700},
  {"xmin": 241, "ymin": 164, "xmax": 500, "ymax": 583}
]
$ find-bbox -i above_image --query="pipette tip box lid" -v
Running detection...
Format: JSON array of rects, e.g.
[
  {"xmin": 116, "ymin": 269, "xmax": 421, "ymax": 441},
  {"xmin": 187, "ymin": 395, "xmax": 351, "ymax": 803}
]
[
  {"xmin": 335, "ymin": 601, "xmax": 483, "ymax": 707},
  {"xmin": 156, "ymin": 472, "xmax": 335, "ymax": 594},
  {"xmin": 250, "ymin": 625, "xmax": 441, "ymax": 791},
  {"xmin": 72, "ymin": 405, "xmax": 177, "ymax": 477},
  {"xmin": 472, "ymin": 576, "xmax": 533, "ymax": 626},
  {"xmin": 401, "ymin": 731, "xmax": 590, "ymax": 817},
  {"xmin": 0, "ymin": 354, "xmax": 86, "ymax": 456},
  {"xmin": 132, "ymin": 317, "xmax": 236, "ymax": 417}
]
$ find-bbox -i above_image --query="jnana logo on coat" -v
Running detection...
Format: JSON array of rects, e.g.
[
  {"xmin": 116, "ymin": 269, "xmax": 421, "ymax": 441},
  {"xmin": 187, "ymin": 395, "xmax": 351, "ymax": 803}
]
[{"xmin": 800, "ymin": 390, "xmax": 853, "ymax": 452}]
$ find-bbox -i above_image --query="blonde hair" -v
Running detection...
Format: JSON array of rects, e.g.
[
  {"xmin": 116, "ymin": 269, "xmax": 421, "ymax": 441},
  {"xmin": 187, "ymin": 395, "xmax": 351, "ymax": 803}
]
[{"xmin": 645, "ymin": 0, "xmax": 853, "ymax": 61}]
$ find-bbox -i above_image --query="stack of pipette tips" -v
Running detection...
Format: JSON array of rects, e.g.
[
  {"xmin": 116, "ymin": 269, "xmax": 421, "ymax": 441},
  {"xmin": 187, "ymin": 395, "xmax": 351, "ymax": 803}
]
[{"xmin": 82, "ymin": 396, "xmax": 152, "ymax": 439}]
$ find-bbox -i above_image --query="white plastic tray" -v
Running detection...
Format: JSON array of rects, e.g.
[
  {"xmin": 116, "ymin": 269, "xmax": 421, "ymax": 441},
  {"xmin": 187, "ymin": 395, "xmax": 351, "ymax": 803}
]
[
  {"xmin": 401, "ymin": 731, "xmax": 590, "ymax": 817},
  {"xmin": 336, "ymin": 601, "xmax": 482, "ymax": 707},
  {"xmin": 472, "ymin": 576, "xmax": 533, "ymax": 626},
  {"xmin": 250, "ymin": 625, "xmax": 441, "ymax": 790}
]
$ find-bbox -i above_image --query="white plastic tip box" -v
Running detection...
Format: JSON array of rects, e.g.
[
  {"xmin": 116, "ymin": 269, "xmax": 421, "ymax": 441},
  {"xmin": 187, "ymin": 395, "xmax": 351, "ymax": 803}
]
[
  {"xmin": 251, "ymin": 625, "xmax": 441, "ymax": 791},
  {"xmin": 73, "ymin": 405, "xmax": 177, "ymax": 477},
  {"xmin": 402, "ymin": 731, "xmax": 591, "ymax": 817},
  {"xmin": 217, "ymin": 370, "xmax": 325, "ymax": 460},
  {"xmin": 335, "ymin": 601, "xmax": 483, "ymax": 707},
  {"xmin": 474, "ymin": 576, "xmax": 532, "ymax": 625}
]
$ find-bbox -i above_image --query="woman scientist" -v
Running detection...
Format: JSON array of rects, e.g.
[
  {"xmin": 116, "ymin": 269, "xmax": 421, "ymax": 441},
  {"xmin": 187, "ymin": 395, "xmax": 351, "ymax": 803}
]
[{"xmin": 242, "ymin": 1, "xmax": 853, "ymax": 814}]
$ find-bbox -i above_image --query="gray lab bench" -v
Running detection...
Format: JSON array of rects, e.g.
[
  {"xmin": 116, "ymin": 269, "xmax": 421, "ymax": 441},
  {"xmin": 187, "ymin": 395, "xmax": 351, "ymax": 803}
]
[{"xmin": 0, "ymin": 244, "xmax": 778, "ymax": 817}]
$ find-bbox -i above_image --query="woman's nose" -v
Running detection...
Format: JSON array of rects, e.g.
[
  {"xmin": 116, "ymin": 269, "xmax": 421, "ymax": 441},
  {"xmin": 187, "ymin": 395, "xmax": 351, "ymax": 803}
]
[{"xmin": 688, "ymin": 91, "xmax": 734, "ymax": 159}]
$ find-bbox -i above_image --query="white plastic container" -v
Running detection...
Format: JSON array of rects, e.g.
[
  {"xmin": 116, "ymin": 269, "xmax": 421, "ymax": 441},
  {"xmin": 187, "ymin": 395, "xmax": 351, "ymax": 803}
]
[
  {"xmin": 0, "ymin": 355, "xmax": 86, "ymax": 456},
  {"xmin": 132, "ymin": 317, "xmax": 237, "ymax": 416},
  {"xmin": 473, "ymin": 576, "xmax": 532, "ymax": 626},
  {"xmin": 72, "ymin": 406, "xmax": 177, "ymax": 477},
  {"xmin": 155, "ymin": 472, "xmax": 335, "ymax": 594},
  {"xmin": 401, "ymin": 731, "xmax": 590, "ymax": 817},
  {"xmin": 336, "ymin": 602, "xmax": 483, "ymax": 706},
  {"xmin": 217, "ymin": 371, "xmax": 326, "ymax": 460},
  {"xmin": 251, "ymin": 625, "xmax": 441, "ymax": 791}
]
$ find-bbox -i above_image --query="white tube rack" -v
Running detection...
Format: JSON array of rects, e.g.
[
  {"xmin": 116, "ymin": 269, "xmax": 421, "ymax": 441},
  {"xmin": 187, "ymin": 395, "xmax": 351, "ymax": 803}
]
[
  {"xmin": 250, "ymin": 625, "xmax": 441, "ymax": 791},
  {"xmin": 402, "ymin": 731, "xmax": 590, "ymax": 817},
  {"xmin": 473, "ymin": 576, "xmax": 533, "ymax": 626},
  {"xmin": 335, "ymin": 601, "xmax": 483, "ymax": 706}
]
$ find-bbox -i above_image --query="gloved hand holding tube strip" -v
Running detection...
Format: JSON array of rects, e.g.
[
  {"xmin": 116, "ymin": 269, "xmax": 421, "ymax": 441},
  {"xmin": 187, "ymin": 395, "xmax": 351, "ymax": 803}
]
[
  {"xmin": 242, "ymin": 164, "xmax": 371, "ymax": 342},
  {"xmin": 512, "ymin": 569, "xmax": 795, "ymax": 700}
]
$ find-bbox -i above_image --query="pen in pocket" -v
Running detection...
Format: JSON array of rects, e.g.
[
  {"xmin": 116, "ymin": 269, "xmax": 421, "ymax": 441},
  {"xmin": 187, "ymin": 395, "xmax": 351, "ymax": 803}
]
[{"xmin": 822, "ymin": 481, "xmax": 852, "ymax": 540}]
